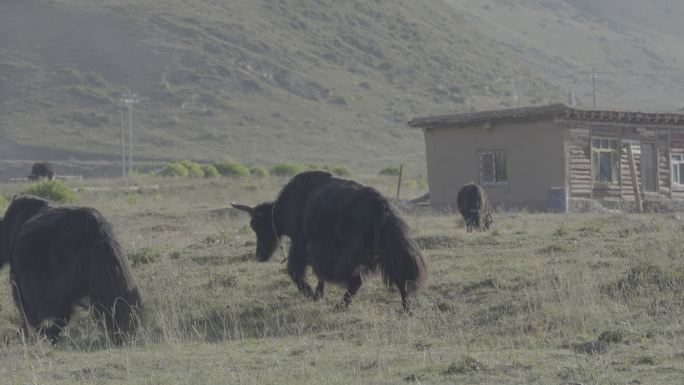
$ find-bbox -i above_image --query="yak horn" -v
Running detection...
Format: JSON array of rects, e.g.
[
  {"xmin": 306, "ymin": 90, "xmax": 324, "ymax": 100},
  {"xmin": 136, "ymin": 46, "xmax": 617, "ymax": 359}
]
[{"xmin": 231, "ymin": 202, "xmax": 254, "ymax": 213}]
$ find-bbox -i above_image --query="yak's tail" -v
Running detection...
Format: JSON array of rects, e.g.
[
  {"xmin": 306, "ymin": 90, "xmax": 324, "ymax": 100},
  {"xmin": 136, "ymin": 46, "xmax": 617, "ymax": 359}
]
[
  {"xmin": 374, "ymin": 200, "xmax": 427, "ymax": 298},
  {"xmin": 84, "ymin": 211, "xmax": 141, "ymax": 344}
]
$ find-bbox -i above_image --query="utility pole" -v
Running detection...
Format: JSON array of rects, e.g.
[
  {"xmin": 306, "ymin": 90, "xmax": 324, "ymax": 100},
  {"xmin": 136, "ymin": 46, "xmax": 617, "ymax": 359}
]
[
  {"xmin": 120, "ymin": 110, "xmax": 126, "ymax": 177},
  {"xmin": 591, "ymin": 67, "xmax": 598, "ymax": 108},
  {"xmin": 508, "ymin": 67, "xmax": 519, "ymax": 106},
  {"xmin": 122, "ymin": 90, "xmax": 139, "ymax": 175}
]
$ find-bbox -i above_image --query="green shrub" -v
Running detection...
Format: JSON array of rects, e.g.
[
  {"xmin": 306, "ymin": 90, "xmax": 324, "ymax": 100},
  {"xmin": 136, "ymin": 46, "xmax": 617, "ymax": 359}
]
[
  {"xmin": 271, "ymin": 162, "xmax": 305, "ymax": 177},
  {"xmin": 0, "ymin": 195, "xmax": 8, "ymax": 209},
  {"xmin": 325, "ymin": 165, "xmax": 352, "ymax": 177},
  {"xmin": 215, "ymin": 160, "xmax": 250, "ymax": 178},
  {"xmin": 180, "ymin": 160, "xmax": 205, "ymax": 178},
  {"xmin": 129, "ymin": 246, "xmax": 162, "ymax": 267},
  {"xmin": 249, "ymin": 165, "xmax": 269, "ymax": 178},
  {"xmin": 200, "ymin": 164, "xmax": 219, "ymax": 178},
  {"xmin": 22, "ymin": 180, "xmax": 76, "ymax": 203},
  {"xmin": 158, "ymin": 162, "xmax": 189, "ymax": 177},
  {"xmin": 379, "ymin": 165, "xmax": 401, "ymax": 176}
]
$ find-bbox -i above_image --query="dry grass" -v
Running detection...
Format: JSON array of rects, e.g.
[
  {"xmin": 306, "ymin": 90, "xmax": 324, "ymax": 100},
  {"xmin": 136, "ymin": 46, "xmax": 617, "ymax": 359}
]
[{"xmin": 0, "ymin": 176, "xmax": 683, "ymax": 384}]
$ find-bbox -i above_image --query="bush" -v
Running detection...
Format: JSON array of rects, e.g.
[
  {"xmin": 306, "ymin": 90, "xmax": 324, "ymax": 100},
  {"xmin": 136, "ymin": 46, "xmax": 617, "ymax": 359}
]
[
  {"xmin": 158, "ymin": 162, "xmax": 189, "ymax": 177},
  {"xmin": 129, "ymin": 246, "xmax": 162, "ymax": 267},
  {"xmin": 22, "ymin": 180, "xmax": 76, "ymax": 203},
  {"xmin": 180, "ymin": 160, "xmax": 205, "ymax": 178},
  {"xmin": 271, "ymin": 162, "xmax": 305, "ymax": 177},
  {"xmin": 0, "ymin": 195, "xmax": 8, "ymax": 209},
  {"xmin": 379, "ymin": 165, "xmax": 401, "ymax": 176},
  {"xmin": 325, "ymin": 165, "xmax": 352, "ymax": 177},
  {"xmin": 215, "ymin": 160, "xmax": 250, "ymax": 178},
  {"xmin": 249, "ymin": 165, "xmax": 269, "ymax": 178},
  {"xmin": 200, "ymin": 164, "xmax": 219, "ymax": 178}
]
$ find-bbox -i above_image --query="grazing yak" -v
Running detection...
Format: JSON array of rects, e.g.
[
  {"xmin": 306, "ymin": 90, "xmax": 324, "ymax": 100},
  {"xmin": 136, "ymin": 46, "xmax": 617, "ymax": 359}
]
[
  {"xmin": 28, "ymin": 162, "xmax": 55, "ymax": 181},
  {"xmin": 457, "ymin": 183, "xmax": 493, "ymax": 232},
  {"xmin": 232, "ymin": 170, "xmax": 427, "ymax": 311},
  {"xmin": 0, "ymin": 195, "xmax": 141, "ymax": 344}
]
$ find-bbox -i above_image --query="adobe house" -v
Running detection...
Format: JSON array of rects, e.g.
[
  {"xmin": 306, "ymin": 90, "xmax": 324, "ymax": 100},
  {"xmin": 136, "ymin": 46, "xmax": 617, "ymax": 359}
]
[{"xmin": 409, "ymin": 104, "xmax": 684, "ymax": 211}]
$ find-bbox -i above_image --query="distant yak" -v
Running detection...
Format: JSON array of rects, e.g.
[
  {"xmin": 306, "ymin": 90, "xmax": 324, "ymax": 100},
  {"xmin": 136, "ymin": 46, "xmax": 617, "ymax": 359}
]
[
  {"xmin": 233, "ymin": 170, "xmax": 427, "ymax": 311},
  {"xmin": 457, "ymin": 183, "xmax": 493, "ymax": 232},
  {"xmin": 0, "ymin": 195, "xmax": 141, "ymax": 344},
  {"xmin": 28, "ymin": 162, "xmax": 55, "ymax": 181}
]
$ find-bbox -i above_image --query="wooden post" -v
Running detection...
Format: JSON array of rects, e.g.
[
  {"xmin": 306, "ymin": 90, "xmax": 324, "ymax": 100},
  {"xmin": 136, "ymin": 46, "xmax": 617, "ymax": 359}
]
[
  {"xmin": 396, "ymin": 164, "xmax": 404, "ymax": 200},
  {"xmin": 120, "ymin": 110, "xmax": 126, "ymax": 177},
  {"xmin": 626, "ymin": 144, "xmax": 643, "ymax": 213}
]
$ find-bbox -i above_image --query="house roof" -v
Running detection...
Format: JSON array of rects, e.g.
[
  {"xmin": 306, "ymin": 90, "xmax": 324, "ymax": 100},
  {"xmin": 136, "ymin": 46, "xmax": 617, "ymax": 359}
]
[{"xmin": 408, "ymin": 103, "xmax": 684, "ymax": 130}]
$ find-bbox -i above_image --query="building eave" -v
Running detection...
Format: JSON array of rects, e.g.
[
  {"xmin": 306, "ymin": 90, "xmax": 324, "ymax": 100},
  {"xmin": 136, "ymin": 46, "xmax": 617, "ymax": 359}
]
[{"xmin": 409, "ymin": 104, "xmax": 684, "ymax": 130}]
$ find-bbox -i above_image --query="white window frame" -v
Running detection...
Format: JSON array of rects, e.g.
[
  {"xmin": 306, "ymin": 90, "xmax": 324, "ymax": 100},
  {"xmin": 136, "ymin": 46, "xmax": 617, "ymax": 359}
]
[
  {"xmin": 672, "ymin": 154, "xmax": 684, "ymax": 185},
  {"xmin": 479, "ymin": 150, "xmax": 508, "ymax": 185},
  {"xmin": 591, "ymin": 137, "xmax": 619, "ymax": 184}
]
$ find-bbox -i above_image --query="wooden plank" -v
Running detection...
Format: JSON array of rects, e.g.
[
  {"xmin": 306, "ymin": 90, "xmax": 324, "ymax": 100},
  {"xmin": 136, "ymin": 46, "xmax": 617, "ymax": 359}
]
[
  {"xmin": 571, "ymin": 158, "xmax": 590, "ymax": 164},
  {"xmin": 571, "ymin": 166, "xmax": 591, "ymax": 171},
  {"xmin": 626, "ymin": 144, "xmax": 643, "ymax": 212},
  {"xmin": 593, "ymin": 182, "xmax": 621, "ymax": 188}
]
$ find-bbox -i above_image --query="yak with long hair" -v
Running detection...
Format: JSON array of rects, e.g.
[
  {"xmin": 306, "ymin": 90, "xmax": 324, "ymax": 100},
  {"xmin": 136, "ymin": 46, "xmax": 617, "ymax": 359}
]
[
  {"xmin": 457, "ymin": 183, "xmax": 493, "ymax": 232},
  {"xmin": 28, "ymin": 161, "xmax": 55, "ymax": 181},
  {"xmin": 0, "ymin": 195, "xmax": 141, "ymax": 344},
  {"xmin": 232, "ymin": 170, "xmax": 427, "ymax": 311}
]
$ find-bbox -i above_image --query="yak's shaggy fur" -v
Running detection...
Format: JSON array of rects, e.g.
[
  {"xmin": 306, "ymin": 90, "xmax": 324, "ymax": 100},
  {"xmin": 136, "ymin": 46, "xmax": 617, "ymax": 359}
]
[
  {"xmin": 28, "ymin": 161, "xmax": 55, "ymax": 181},
  {"xmin": 233, "ymin": 171, "xmax": 427, "ymax": 311},
  {"xmin": 0, "ymin": 195, "xmax": 140, "ymax": 344},
  {"xmin": 457, "ymin": 183, "xmax": 493, "ymax": 232}
]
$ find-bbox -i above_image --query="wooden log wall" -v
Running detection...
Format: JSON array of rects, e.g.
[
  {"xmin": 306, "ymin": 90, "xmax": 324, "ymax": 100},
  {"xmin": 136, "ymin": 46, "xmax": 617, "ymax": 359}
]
[
  {"xmin": 620, "ymin": 142, "xmax": 641, "ymax": 201},
  {"xmin": 567, "ymin": 127, "xmax": 591, "ymax": 197},
  {"xmin": 671, "ymin": 131, "xmax": 684, "ymax": 199},
  {"xmin": 658, "ymin": 130, "xmax": 671, "ymax": 196},
  {"xmin": 560, "ymin": 119, "xmax": 684, "ymax": 201}
]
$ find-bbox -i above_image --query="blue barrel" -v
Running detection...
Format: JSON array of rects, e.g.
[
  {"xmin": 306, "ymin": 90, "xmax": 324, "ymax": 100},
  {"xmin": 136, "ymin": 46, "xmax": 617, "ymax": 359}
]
[{"xmin": 548, "ymin": 187, "xmax": 567, "ymax": 213}]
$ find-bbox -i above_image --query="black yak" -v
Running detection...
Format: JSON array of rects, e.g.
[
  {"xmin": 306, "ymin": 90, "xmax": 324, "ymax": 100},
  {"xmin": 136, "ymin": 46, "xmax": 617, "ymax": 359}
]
[
  {"xmin": 232, "ymin": 170, "xmax": 427, "ymax": 311},
  {"xmin": 28, "ymin": 162, "xmax": 55, "ymax": 181},
  {"xmin": 0, "ymin": 195, "xmax": 141, "ymax": 344},
  {"xmin": 457, "ymin": 183, "xmax": 493, "ymax": 232}
]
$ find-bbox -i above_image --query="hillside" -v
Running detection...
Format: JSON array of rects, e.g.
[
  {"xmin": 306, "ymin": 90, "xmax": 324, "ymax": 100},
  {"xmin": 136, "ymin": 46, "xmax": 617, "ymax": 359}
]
[
  {"xmin": 0, "ymin": 0, "xmax": 562, "ymax": 175},
  {"xmin": 446, "ymin": 0, "xmax": 684, "ymax": 111}
]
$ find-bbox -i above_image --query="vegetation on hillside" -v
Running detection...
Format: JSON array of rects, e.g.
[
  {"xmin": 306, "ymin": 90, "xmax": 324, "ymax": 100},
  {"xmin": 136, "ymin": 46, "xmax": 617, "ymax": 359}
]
[
  {"xmin": 446, "ymin": 0, "xmax": 684, "ymax": 111},
  {"xmin": 0, "ymin": 0, "xmax": 562, "ymax": 175}
]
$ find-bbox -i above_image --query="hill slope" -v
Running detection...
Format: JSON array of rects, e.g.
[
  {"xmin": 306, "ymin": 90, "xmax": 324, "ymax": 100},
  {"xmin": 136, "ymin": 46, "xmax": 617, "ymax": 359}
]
[
  {"xmin": 0, "ymin": 0, "xmax": 561, "ymax": 173},
  {"xmin": 446, "ymin": 0, "xmax": 684, "ymax": 111}
]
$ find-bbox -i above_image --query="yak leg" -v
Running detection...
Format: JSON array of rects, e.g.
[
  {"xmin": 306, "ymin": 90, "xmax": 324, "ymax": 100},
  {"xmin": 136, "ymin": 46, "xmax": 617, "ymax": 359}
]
[
  {"xmin": 287, "ymin": 240, "xmax": 316, "ymax": 299},
  {"xmin": 398, "ymin": 283, "xmax": 413, "ymax": 313},
  {"xmin": 11, "ymin": 280, "xmax": 72, "ymax": 343},
  {"xmin": 337, "ymin": 274, "xmax": 363, "ymax": 309},
  {"xmin": 11, "ymin": 275, "xmax": 44, "ymax": 336},
  {"xmin": 314, "ymin": 280, "xmax": 326, "ymax": 300},
  {"xmin": 42, "ymin": 310, "xmax": 72, "ymax": 343},
  {"xmin": 11, "ymin": 285, "xmax": 41, "ymax": 339}
]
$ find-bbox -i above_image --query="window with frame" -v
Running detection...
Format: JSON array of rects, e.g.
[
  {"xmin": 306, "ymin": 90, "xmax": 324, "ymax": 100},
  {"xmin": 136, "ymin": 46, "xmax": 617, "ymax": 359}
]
[
  {"xmin": 591, "ymin": 138, "xmax": 619, "ymax": 183},
  {"xmin": 479, "ymin": 151, "xmax": 508, "ymax": 185},
  {"xmin": 672, "ymin": 154, "xmax": 684, "ymax": 185}
]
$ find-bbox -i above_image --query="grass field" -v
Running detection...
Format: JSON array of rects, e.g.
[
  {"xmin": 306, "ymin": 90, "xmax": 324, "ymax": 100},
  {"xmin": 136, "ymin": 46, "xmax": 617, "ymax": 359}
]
[{"xmin": 0, "ymin": 175, "xmax": 683, "ymax": 384}]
